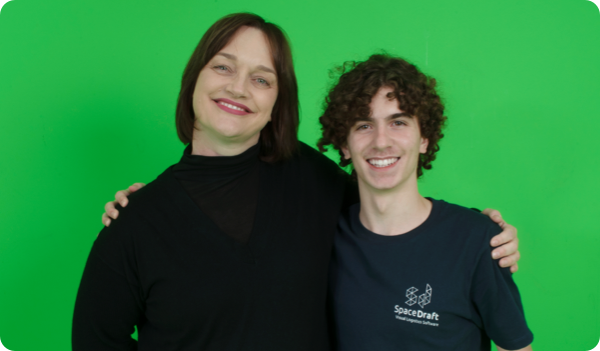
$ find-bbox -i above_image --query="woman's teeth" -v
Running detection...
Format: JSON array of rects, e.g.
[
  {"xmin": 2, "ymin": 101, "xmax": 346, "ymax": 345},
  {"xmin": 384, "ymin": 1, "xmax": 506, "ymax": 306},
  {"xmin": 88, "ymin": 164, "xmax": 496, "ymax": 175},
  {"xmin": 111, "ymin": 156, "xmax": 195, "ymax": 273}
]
[
  {"xmin": 368, "ymin": 158, "xmax": 399, "ymax": 167},
  {"xmin": 219, "ymin": 101, "xmax": 246, "ymax": 112}
]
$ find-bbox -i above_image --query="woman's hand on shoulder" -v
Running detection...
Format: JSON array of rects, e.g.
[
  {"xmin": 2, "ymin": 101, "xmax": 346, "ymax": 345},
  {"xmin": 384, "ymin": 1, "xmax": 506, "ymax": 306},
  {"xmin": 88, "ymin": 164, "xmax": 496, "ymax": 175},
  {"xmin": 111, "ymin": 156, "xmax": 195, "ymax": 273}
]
[
  {"xmin": 482, "ymin": 209, "xmax": 520, "ymax": 273},
  {"xmin": 102, "ymin": 183, "xmax": 146, "ymax": 227}
]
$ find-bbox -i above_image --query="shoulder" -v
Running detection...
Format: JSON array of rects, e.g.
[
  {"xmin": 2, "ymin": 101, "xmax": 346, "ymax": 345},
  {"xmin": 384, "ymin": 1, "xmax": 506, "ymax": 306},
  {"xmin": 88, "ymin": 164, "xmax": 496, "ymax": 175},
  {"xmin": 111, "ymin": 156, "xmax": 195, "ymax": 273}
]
[
  {"xmin": 95, "ymin": 167, "xmax": 175, "ymax": 247},
  {"xmin": 293, "ymin": 141, "xmax": 349, "ymax": 181},
  {"xmin": 295, "ymin": 141, "xmax": 338, "ymax": 167},
  {"xmin": 436, "ymin": 199, "xmax": 500, "ymax": 232},
  {"xmin": 91, "ymin": 166, "xmax": 180, "ymax": 269},
  {"xmin": 337, "ymin": 202, "xmax": 357, "ymax": 231},
  {"xmin": 115, "ymin": 167, "xmax": 175, "ymax": 219},
  {"xmin": 432, "ymin": 199, "xmax": 502, "ymax": 249}
]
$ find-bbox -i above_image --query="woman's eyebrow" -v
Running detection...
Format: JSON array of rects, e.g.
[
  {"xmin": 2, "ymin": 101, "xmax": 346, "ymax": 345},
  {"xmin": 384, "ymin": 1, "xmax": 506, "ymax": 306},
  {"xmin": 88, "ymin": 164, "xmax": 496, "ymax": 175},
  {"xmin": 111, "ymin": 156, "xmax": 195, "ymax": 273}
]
[
  {"xmin": 217, "ymin": 52, "xmax": 236, "ymax": 60},
  {"xmin": 216, "ymin": 52, "xmax": 276, "ymax": 75}
]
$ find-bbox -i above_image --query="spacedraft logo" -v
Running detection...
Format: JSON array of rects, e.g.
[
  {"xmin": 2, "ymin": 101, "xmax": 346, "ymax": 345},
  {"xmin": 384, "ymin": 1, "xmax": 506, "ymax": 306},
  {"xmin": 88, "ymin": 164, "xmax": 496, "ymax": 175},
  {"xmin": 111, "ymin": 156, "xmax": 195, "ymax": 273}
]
[{"xmin": 394, "ymin": 284, "xmax": 440, "ymax": 327}]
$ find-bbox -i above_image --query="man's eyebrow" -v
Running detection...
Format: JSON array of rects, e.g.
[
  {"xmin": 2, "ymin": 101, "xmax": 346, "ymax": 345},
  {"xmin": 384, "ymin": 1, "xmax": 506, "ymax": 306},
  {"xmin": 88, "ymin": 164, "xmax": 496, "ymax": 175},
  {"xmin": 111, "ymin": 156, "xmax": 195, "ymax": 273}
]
[
  {"xmin": 355, "ymin": 112, "xmax": 412, "ymax": 123},
  {"xmin": 355, "ymin": 116, "xmax": 374, "ymax": 122},
  {"xmin": 386, "ymin": 112, "xmax": 412, "ymax": 120},
  {"xmin": 216, "ymin": 53, "xmax": 276, "ymax": 75}
]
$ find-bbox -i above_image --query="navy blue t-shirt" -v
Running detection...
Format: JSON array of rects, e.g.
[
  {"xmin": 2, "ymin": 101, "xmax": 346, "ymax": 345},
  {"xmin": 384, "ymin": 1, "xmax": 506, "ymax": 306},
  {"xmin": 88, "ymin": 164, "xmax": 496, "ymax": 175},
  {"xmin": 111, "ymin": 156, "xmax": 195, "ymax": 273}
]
[{"xmin": 329, "ymin": 199, "xmax": 533, "ymax": 351}]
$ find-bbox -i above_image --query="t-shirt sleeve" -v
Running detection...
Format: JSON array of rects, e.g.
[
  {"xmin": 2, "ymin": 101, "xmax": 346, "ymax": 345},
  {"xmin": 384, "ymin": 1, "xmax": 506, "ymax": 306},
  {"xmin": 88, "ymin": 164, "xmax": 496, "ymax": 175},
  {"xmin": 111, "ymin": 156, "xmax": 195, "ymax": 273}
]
[
  {"xmin": 470, "ymin": 224, "xmax": 534, "ymax": 350},
  {"xmin": 72, "ymin": 220, "xmax": 144, "ymax": 350}
]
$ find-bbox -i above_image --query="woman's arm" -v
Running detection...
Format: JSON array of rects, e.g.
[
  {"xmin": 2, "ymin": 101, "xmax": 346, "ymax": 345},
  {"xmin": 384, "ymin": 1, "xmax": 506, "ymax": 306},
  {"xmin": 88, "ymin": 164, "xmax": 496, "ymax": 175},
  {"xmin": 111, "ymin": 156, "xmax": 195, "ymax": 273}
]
[
  {"xmin": 482, "ymin": 208, "xmax": 521, "ymax": 273},
  {"xmin": 73, "ymin": 230, "xmax": 142, "ymax": 350},
  {"xmin": 101, "ymin": 184, "xmax": 522, "ymax": 272}
]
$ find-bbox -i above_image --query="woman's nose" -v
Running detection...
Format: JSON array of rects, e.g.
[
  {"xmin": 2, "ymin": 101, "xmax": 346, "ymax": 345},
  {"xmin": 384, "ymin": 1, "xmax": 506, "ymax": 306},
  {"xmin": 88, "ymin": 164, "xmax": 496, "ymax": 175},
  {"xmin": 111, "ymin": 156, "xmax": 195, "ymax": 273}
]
[{"xmin": 226, "ymin": 73, "xmax": 248, "ymax": 98}]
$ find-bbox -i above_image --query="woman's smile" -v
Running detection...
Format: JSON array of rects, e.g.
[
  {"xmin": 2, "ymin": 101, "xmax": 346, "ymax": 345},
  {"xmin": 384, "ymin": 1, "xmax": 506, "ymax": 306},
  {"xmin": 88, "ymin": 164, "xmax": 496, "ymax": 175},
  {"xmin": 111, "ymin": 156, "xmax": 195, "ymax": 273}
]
[{"xmin": 214, "ymin": 98, "xmax": 252, "ymax": 115}]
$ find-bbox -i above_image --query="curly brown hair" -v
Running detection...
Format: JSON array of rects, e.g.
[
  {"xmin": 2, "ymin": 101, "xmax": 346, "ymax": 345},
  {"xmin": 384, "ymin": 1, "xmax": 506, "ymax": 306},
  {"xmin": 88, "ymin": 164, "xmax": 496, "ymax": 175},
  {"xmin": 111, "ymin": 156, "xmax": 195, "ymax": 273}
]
[{"xmin": 317, "ymin": 54, "xmax": 447, "ymax": 178}]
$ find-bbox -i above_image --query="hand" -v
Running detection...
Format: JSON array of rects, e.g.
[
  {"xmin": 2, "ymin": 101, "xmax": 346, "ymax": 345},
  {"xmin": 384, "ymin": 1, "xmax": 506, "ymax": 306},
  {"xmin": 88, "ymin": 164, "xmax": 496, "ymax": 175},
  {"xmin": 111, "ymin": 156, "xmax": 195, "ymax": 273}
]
[
  {"xmin": 101, "ymin": 183, "xmax": 146, "ymax": 227},
  {"xmin": 482, "ymin": 208, "xmax": 520, "ymax": 273}
]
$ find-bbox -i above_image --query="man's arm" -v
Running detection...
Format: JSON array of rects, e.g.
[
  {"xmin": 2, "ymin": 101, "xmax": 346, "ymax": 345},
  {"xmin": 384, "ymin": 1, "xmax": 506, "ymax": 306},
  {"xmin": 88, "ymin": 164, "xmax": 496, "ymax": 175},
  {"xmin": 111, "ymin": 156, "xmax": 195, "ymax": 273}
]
[
  {"xmin": 102, "ymin": 183, "xmax": 145, "ymax": 227},
  {"xmin": 101, "ymin": 184, "xmax": 522, "ymax": 271},
  {"xmin": 471, "ymin": 224, "xmax": 534, "ymax": 351},
  {"xmin": 497, "ymin": 345, "xmax": 533, "ymax": 351}
]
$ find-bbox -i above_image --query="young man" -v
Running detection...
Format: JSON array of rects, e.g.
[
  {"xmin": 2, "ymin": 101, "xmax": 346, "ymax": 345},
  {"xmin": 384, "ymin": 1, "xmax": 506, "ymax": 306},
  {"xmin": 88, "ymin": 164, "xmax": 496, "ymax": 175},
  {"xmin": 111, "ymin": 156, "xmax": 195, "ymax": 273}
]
[{"xmin": 318, "ymin": 54, "xmax": 533, "ymax": 350}]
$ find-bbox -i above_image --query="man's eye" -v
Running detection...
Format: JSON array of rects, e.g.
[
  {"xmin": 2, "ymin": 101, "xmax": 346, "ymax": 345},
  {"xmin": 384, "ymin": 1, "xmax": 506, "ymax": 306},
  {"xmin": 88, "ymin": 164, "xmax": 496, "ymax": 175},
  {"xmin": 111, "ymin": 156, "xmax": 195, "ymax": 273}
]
[
  {"xmin": 357, "ymin": 124, "xmax": 370, "ymax": 130},
  {"xmin": 393, "ymin": 120, "xmax": 406, "ymax": 126}
]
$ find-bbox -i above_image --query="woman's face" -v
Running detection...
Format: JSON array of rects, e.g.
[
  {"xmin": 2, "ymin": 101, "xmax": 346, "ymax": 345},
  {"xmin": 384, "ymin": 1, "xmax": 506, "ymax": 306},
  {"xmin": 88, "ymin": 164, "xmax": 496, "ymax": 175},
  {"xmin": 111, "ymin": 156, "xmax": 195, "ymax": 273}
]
[{"xmin": 191, "ymin": 26, "xmax": 279, "ymax": 155}]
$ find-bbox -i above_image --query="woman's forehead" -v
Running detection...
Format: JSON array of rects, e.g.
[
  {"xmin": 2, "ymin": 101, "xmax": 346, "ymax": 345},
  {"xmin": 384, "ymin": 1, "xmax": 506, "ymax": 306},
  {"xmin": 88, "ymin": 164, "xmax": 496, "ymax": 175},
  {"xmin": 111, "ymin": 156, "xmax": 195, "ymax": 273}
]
[{"xmin": 215, "ymin": 27, "xmax": 276, "ymax": 71}]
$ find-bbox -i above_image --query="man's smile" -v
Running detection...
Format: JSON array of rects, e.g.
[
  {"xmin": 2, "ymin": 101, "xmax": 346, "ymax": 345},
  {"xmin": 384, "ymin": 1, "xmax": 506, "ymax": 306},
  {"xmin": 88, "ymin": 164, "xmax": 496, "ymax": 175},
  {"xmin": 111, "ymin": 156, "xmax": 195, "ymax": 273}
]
[{"xmin": 367, "ymin": 157, "xmax": 400, "ymax": 168}]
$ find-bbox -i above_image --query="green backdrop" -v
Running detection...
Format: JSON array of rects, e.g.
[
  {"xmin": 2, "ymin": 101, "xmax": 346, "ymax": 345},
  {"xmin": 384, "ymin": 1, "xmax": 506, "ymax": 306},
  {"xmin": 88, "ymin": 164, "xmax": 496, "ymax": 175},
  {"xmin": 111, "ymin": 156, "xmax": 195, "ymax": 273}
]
[{"xmin": 1, "ymin": 0, "xmax": 599, "ymax": 350}]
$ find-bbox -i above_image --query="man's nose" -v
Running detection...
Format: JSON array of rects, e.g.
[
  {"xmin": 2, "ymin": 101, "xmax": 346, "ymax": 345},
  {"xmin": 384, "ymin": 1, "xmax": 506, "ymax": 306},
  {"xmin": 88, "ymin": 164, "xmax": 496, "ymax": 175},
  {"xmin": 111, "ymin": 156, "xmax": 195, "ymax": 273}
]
[{"xmin": 374, "ymin": 126, "xmax": 392, "ymax": 150}]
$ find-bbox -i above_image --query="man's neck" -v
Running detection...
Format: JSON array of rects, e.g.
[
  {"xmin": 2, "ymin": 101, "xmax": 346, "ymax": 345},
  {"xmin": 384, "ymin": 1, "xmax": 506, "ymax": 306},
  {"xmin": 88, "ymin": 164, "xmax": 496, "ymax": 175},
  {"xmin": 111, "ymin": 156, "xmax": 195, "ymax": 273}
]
[{"xmin": 358, "ymin": 178, "xmax": 432, "ymax": 236}]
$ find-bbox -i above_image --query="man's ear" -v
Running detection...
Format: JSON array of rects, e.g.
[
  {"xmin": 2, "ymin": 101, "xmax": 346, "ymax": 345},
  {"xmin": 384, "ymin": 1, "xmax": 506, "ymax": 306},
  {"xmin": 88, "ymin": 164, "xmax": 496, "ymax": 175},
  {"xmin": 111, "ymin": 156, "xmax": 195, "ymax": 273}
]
[
  {"xmin": 419, "ymin": 138, "xmax": 429, "ymax": 154},
  {"xmin": 341, "ymin": 146, "xmax": 351, "ymax": 160}
]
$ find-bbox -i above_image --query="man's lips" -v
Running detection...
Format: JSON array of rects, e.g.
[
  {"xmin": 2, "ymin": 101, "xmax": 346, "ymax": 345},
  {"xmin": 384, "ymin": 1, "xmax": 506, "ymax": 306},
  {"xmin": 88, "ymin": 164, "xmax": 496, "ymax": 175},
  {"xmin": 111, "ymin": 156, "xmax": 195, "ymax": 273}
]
[
  {"xmin": 214, "ymin": 98, "xmax": 252, "ymax": 115},
  {"xmin": 366, "ymin": 157, "xmax": 400, "ymax": 169}
]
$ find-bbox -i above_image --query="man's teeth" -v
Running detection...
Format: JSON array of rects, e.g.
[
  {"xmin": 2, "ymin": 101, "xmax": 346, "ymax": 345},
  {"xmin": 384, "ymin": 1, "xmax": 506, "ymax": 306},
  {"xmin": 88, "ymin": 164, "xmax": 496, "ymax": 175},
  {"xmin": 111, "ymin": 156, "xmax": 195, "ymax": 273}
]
[
  {"xmin": 368, "ymin": 158, "xmax": 399, "ymax": 167},
  {"xmin": 219, "ymin": 101, "xmax": 246, "ymax": 112}
]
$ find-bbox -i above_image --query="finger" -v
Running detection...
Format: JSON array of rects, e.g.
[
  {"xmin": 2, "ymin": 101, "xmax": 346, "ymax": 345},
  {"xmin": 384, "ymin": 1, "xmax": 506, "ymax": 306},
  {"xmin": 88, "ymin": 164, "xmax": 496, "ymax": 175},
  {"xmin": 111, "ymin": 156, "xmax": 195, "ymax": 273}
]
[
  {"xmin": 490, "ymin": 224, "xmax": 517, "ymax": 247},
  {"xmin": 510, "ymin": 263, "xmax": 519, "ymax": 274},
  {"xmin": 115, "ymin": 190, "xmax": 131, "ymax": 207},
  {"xmin": 104, "ymin": 201, "xmax": 119, "ymax": 220},
  {"xmin": 482, "ymin": 208, "xmax": 505, "ymax": 227},
  {"xmin": 102, "ymin": 213, "xmax": 112, "ymax": 227},
  {"xmin": 492, "ymin": 238, "xmax": 518, "ymax": 259},
  {"xmin": 498, "ymin": 251, "xmax": 520, "ymax": 268},
  {"xmin": 128, "ymin": 182, "xmax": 146, "ymax": 193}
]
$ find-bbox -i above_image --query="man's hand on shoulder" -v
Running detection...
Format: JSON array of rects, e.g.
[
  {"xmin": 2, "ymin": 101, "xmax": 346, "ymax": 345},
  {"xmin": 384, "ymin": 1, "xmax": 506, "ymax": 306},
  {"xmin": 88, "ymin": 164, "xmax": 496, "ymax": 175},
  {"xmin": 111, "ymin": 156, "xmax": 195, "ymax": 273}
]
[
  {"xmin": 102, "ymin": 183, "xmax": 146, "ymax": 227},
  {"xmin": 482, "ymin": 209, "xmax": 520, "ymax": 273},
  {"xmin": 496, "ymin": 344, "xmax": 533, "ymax": 351}
]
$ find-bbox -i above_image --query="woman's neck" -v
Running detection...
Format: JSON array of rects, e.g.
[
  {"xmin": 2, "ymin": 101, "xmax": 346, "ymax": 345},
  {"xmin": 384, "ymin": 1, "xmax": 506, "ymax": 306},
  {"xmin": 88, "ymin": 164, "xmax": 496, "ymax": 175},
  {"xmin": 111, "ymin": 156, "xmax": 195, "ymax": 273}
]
[{"xmin": 191, "ymin": 131, "xmax": 260, "ymax": 156}]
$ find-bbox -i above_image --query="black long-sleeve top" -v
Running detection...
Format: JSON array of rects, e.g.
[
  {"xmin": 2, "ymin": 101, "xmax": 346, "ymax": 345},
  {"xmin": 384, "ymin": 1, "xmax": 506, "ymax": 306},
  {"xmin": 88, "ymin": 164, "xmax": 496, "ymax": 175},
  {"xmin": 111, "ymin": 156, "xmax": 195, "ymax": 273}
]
[
  {"xmin": 173, "ymin": 143, "xmax": 261, "ymax": 243},
  {"xmin": 73, "ymin": 142, "xmax": 357, "ymax": 351}
]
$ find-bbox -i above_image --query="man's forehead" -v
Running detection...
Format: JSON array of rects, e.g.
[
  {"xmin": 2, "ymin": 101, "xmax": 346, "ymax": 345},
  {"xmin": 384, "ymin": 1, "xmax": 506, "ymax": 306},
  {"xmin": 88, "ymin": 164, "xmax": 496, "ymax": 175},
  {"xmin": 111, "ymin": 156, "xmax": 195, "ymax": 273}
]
[{"xmin": 362, "ymin": 91, "xmax": 412, "ymax": 121}]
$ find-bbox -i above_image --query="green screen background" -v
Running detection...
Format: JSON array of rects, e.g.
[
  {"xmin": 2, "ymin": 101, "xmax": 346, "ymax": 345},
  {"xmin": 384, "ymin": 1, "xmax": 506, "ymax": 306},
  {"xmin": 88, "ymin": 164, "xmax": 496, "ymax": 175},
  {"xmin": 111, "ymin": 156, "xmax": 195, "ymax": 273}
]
[{"xmin": 1, "ymin": 0, "xmax": 598, "ymax": 349}]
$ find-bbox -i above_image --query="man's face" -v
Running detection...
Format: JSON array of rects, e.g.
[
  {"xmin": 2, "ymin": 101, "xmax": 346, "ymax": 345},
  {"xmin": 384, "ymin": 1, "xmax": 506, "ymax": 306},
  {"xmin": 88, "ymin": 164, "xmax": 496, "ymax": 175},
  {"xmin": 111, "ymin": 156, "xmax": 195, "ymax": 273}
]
[{"xmin": 342, "ymin": 87, "xmax": 429, "ymax": 192}]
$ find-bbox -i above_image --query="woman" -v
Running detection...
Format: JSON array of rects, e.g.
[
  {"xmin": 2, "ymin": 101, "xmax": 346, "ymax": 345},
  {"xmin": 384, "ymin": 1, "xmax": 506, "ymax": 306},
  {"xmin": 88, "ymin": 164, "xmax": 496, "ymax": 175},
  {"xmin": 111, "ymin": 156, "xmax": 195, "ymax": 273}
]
[{"xmin": 76, "ymin": 13, "xmax": 520, "ymax": 350}]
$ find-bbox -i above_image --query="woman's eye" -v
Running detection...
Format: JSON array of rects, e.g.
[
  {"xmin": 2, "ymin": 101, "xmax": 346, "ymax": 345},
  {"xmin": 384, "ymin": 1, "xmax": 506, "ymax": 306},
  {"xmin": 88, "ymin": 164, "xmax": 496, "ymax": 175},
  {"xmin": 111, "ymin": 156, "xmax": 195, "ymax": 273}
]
[
  {"xmin": 255, "ymin": 78, "xmax": 270, "ymax": 86},
  {"xmin": 214, "ymin": 65, "xmax": 229, "ymax": 72}
]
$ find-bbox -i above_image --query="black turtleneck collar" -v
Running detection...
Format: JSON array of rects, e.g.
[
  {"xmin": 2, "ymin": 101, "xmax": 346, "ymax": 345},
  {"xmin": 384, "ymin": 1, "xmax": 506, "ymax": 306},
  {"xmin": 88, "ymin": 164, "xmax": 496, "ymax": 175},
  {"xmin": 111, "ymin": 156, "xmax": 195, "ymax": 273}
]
[
  {"xmin": 173, "ymin": 142, "xmax": 260, "ymax": 182},
  {"xmin": 171, "ymin": 142, "xmax": 261, "ymax": 243}
]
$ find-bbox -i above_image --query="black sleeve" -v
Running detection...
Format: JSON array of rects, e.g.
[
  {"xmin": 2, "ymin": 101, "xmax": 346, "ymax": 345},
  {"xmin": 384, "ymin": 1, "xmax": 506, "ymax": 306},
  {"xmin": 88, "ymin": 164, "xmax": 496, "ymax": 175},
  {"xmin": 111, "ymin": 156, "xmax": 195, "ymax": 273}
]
[
  {"xmin": 297, "ymin": 142, "xmax": 359, "ymax": 210},
  {"xmin": 341, "ymin": 172, "xmax": 359, "ymax": 210},
  {"xmin": 470, "ymin": 225, "xmax": 533, "ymax": 350},
  {"xmin": 72, "ymin": 222, "xmax": 144, "ymax": 350}
]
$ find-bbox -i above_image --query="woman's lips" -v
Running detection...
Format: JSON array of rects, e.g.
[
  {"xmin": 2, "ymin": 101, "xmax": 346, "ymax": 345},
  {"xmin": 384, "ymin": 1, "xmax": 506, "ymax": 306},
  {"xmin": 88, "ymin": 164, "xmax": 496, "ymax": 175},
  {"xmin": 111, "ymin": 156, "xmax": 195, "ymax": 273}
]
[{"xmin": 214, "ymin": 98, "xmax": 252, "ymax": 115}]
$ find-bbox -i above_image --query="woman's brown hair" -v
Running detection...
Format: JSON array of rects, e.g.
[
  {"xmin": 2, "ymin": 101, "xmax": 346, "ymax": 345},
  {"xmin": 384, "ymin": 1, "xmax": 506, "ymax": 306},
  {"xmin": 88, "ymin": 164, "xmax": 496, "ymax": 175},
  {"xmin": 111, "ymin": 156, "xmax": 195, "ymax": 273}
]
[{"xmin": 176, "ymin": 13, "xmax": 299, "ymax": 162}]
